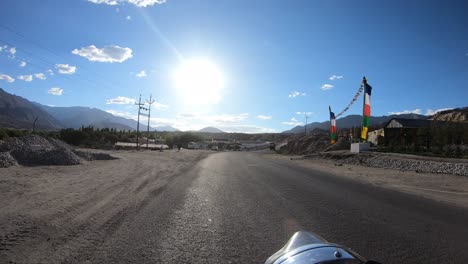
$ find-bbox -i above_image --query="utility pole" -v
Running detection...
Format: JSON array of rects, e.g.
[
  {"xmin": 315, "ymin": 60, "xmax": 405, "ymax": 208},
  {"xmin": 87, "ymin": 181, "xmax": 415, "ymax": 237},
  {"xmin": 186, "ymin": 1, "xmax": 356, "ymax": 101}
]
[
  {"xmin": 146, "ymin": 95, "xmax": 155, "ymax": 150},
  {"xmin": 304, "ymin": 113, "xmax": 309, "ymax": 136},
  {"xmin": 135, "ymin": 94, "xmax": 146, "ymax": 150}
]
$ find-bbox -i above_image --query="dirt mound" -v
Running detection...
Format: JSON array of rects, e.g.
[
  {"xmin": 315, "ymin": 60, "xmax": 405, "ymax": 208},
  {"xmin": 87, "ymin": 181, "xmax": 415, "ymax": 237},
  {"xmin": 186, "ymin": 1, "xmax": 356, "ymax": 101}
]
[
  {"xmin": 74, "ymin": 150, "xmax": 118, "ymax": 161},
  {"xmin": 284, "ymin": 134, "xmax": 349, "ymax": 155},
  {"xmin": 0, "ymin": 152, "xmax": 17, "ymax": 168},
  {"xmin": 0, "ymin": 135, "xmax": 80, "ymax": 166}
]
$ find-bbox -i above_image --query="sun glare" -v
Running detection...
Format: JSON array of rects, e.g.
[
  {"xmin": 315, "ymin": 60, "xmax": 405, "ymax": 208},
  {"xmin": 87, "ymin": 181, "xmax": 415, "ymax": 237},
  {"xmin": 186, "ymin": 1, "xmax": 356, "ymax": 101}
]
[{"xmin": 173, "ymin": 58, "xmax": 224, "ymax": 105}]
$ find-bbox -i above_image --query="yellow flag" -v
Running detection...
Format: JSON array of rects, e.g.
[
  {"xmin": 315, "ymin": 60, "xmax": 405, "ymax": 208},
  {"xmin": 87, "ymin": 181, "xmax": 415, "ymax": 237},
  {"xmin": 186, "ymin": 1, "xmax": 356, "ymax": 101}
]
[{"xmin": 361, "ymin": 127, "xmax": 368, "ymax": 140}]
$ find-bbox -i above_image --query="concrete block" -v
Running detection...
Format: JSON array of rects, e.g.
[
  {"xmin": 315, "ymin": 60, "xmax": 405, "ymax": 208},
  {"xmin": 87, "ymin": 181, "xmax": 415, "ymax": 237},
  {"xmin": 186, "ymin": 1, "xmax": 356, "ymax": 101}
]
[{"xmin": 350, "ymin": 143, "xmax": 370, "ymax": 153}]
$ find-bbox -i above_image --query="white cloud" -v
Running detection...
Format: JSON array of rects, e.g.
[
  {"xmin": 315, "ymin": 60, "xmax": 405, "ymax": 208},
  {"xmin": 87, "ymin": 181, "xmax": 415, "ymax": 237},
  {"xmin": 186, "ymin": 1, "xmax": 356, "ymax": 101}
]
[
  {"xmin": 153, "ymin": 102, "xmax": 169, "ymax": 110},
  {"xmin": 257, "ymin": 115, "xmax": 272, "ymax": 120},
  {"xmin": 106, "ymin": 96, "xmax": 136, "ymax": 105},
  {"xmin": 126, "ymin": 15, "xmax": 132, "ymax": 20},
  {"xmin": 216, "ymin": 125, "xmax": 275, "ymax": 133},
  {"xmin": 34, "ymin": 73, "xmax": 46, "ymax": 80},
  {"xmin": 177, "ymin": 113, "xmax": 197, "ymax": 119},
  {"xmin": 106, "ymin": 109, "xmax": 136, "ymax": 119},
  {"xmin": 288, "ymin": 91, "xmax": 306, "ymax": 98},
  {"xmin": 127, "ymin": 0, "xmax": 166, "ymax": 7},
  {"xmin": 88, "ymin": 0, "xmax": 118, "ymax": 5},
  {"xmin": 17, "ymin": 75, "xmax": 33, "ymax": 82},
  {"xmin": 72, "ymin": 45, "xmax": 133, "ymax": 63},
  {"xmin": 282, "ymin": 117, "xmax": 304, "ymax": 126},
  {"xmin": 19, "ymin": 61, "xmax": 27, "ymax": 67},
  {"xmin": 136, "ymin": 70, "xmax": 146, "ymax": 78},
  {"xmin": 47, "ymin": 69, "xmax": 54, "ymax": 76},
  {"xmin": 329, "ymin": 75, "xmax": 343, "ymax": 80},
  {"xmin": 425, "ymin": 108, "xmax": 454, "ymax": 116},
  {"xmin": 296, "ymin": 111, "xmax": 313, "ymax": 116},
  {"xmin": 388, "ymin": 109, "xmax": 422, "ymax": 115},
  {"xmin": 0, "ymin": 74, "xmax": 15, "ymax": 83},
  {"xmin": 321, "ymin": 84, "xmax": 334, "ymax": 90},
  {"xmin": 9, "ymin": 47, "xmax": 16, "ymax": 55},
  {"xmin": 48, "ymin": 87, "xmax": 63, "ymax": 96},
  {"xmin": 88, "ymin": 0, "xmax": 166, "ymax": 6},
  {"xmin": 55, "ymin": 64, "xmax": 77, "ymax": 74},
  {"xmin": 116, "ymin": 7, "xmax": 120, "ymax": 12},
  {"xmin": 209, "ymin": 113, "xmax": 249, "ymax": 124}
]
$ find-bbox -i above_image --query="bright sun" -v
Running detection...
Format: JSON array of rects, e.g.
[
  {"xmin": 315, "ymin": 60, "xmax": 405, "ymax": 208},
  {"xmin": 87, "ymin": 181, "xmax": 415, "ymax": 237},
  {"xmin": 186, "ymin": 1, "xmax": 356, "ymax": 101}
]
[{"xmin": 173, "ymin": 58, "xmax": 224, "ymax": 105}]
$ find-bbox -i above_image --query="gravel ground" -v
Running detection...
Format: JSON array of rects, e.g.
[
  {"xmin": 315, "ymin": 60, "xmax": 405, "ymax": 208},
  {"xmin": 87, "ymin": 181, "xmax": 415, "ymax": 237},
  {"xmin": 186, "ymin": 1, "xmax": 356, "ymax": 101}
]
[
  {"xmin": 316, "ymin": 151, "xmax": 468, "ymax": 176},
  {"xmin": 0, "ymin": 135, "xmax": 81, "ymax": 166}
]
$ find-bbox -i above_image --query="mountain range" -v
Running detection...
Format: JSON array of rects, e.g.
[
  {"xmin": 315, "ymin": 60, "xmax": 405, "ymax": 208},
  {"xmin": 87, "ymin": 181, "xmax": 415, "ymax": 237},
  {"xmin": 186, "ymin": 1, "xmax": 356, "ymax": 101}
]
[
  {"xmin": 282, "ymin": 113, "xmax": 429, "ymax": 134},
  {"xmin": 0, "ymin": 88, "xmax": 178, "ymax": 131},
  {"xmin": 283, "ymin": 107, "xmax": 468, "ymax": 134},
  {"xmin": 197, "ymin": 127, "xmax": 225, "ymax": 133}
]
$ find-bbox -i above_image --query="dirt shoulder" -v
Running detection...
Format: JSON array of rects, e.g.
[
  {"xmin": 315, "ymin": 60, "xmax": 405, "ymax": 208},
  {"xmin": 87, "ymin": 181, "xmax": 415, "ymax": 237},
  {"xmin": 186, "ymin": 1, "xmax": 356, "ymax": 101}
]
[
  {"xmin": 0, "ymin": 149, "xmax": 211, "ymax": 263},
  {"xmin": 266, "ymin": 153, "xmax": 468, "ymax": 209}
]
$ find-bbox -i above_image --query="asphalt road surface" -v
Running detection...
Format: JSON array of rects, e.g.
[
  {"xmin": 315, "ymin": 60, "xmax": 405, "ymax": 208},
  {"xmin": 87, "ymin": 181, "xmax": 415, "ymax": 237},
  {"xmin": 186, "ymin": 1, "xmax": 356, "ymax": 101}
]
[{"xmin": 3, "ymin": 151, "xmax": 468, "ymax": 263}]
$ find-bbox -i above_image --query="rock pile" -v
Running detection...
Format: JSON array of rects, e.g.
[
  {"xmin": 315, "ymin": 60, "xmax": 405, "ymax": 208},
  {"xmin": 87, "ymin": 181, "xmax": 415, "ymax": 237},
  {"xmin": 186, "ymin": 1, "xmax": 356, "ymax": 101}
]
[
  {"xmin": 0, "ymin": 135, "xmax": 81, "ymax": 167},
  {"xmin": 318, "ymin": 152, "xmax": 468, "ymax": 177},
  {"xmin": 73, "ymin": 150, "xmax": 118, "ymax": 161},
  {"xmin": 0, "ymin": 152, "xmax": 17, "ymax": 168},
  {"xmin": 284, "ymin": 134, "xmax": 350, "ymax": 155}
]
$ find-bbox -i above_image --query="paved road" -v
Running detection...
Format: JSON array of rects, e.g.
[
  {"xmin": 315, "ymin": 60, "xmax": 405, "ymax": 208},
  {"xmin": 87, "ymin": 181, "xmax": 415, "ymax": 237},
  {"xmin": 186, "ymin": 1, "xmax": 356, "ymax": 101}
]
[{"xmin": 10, "ymin": 151, "xmax": 468, "ymax": 263}]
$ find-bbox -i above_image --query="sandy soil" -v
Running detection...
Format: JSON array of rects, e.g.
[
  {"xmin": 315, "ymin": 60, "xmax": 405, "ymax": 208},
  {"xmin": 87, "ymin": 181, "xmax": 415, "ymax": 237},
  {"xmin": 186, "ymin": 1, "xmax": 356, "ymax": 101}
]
[
  {"xmin": 267, "ymin": 154, "xmax": 468, "ymax": 209},
  {"xmin": 0, "ymin": 149, "xmax": 210, "ymax": 263}
]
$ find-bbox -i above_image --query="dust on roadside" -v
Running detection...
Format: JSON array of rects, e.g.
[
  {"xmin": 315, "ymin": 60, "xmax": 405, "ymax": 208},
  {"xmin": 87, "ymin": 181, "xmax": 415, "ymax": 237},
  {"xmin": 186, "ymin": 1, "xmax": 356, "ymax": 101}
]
[
  {"xmin": 0, "ymin": 148, "xmax": 211, "ymax": 263},
  {"xmin": 266, "ymin": 153, "xmax": 468, "ymax": 209}
]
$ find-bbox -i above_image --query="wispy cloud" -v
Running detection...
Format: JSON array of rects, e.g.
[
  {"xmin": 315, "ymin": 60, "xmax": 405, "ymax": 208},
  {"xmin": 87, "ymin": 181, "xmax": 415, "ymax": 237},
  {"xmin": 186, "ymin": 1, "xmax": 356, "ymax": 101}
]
[
  {"xmin": 87, "ymin": 0, "xmax": 166, "ymax": 7},
  {"xmin": 329, "ymin": 75, "xmax": 343, "ymax": 80},
  {"xmin": 55, "ymin": 64, "xmax": 77, "ymax": 74},
  {"xmin": 257, "ymin": 115, "xmax": 272, "ymax": 120},
  {"xmin": 47, "ymin": 69, "xmax": 54, "ymax": 76},
  {"xmin": 288, "ymin": 91, "xmax": 306, "ymax": 98},
  {"xmin": 136, "ymin": 70, "xmax": 146, "ymax": 78},
  {"xmin": 296, "ymin": 111, "xmax": 313, "ymax": 116},
  {"xmin": 0, "ymin": 74, "xmax": 15, "ymax": 83},
  {"xmin": 19, "ymin": 61, "xmax": 27, "ymax": 67},
  {"xmin": 321, "ymin": 84, "xmax": 334, "ymax": 90},
  {"xmin": 388, "ymin": 109, "xmax": 422, "ymax": 115},
  {"xmin": 34, "ymin": 73, "xmax": 46, "ymax": 80},
  {"xmin": 209, "ymin": 113, "xmax": 249, "ymax": 124},
  {"xmin": 152, "ymin": 102, "xmax": 169, "ymax": 110},
  {"xmin": 72, "ymin": 45, "xmax": 133, "ymax": 63},
  {"xmin": 425, "ymin": 108, "xmax": 454, "ymax": 116},
  {"xmin": 17, "ymin": 75, "xmax": 33, "ymax": 82},
  {"xmin": 9, "ymin": 47, "xmax": 16, "ymax": 58},
  {"xmin": 282, "ymin": 117, "xmax": 304, "ymax": 126},
  {"xmin": 48, "ymin": 87, "xmax": 63, "ymax": 96},
  {"xmin": 126, "ymin": 15, "xmax": 132, "ymax": 20},
  {"xmin": 106, "ymin": 96, "xmax": 136, "ymax": 105}
]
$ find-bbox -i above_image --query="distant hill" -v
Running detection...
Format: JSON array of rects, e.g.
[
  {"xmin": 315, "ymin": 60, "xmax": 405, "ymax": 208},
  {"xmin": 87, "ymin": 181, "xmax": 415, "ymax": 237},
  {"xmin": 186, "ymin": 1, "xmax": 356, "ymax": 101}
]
[
  {"xmin": 198, "ymin": 127, "xmax": 225, "ymax": 133},
  {"xmin": 154, "ymin": 125, "xmax": 179, "ymax": 132},
  {"xmin": 38, "ymin": 105, "xmax": 179, "ymax": 132},
  {"xmin": 282, "ymin": 113, "xmax": 429, "ymax": 134},
  {"xmin": 430, "ymin": 107, "xmax": 467, "ymax": 122},
  {"xmin": 0, "ymin": 88, "xmax": 178, "ymax": 131},
  {"xmin": 0, "ymin": 88, "xmax": 63, "ymax": 130}
]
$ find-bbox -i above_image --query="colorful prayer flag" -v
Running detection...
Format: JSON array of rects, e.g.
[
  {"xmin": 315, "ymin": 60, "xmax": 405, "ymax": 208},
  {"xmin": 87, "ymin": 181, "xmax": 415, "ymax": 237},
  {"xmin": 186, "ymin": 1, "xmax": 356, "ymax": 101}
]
[
  {"xmin": 329, "ymin": 106, "xmax": 337, "ymax": 144},
  {"xmin": 361, "ymin": 77, "xmax": 373, "ymax": 140}
]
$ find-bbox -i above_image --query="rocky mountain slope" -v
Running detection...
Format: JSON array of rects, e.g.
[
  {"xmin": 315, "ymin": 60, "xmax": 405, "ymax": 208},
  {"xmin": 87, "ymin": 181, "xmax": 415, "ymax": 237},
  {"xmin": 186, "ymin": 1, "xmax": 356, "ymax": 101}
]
[
  {"xmin": 0, "ymin": 88, "xmax": 62, "ymax": 130},
  {"xmin": 430, "ymin": 107, "xmax": 467, "ymax": 122},
  {"xmin": 283, "ymin": 113, "xmax": 428, "ymax": 134}
]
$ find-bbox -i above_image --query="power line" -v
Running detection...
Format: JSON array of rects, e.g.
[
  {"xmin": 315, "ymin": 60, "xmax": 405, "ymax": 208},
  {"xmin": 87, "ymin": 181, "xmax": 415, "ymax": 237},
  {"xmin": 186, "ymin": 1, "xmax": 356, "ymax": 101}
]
[{"xmin": 0, "ymin": 24, "xmax": 126, "ymax": 90}]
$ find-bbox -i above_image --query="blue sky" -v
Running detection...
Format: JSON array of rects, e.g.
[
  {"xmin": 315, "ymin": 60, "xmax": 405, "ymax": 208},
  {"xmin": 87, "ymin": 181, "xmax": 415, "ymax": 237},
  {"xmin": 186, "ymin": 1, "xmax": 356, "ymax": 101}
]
[{"xmin": 0, "ymin": 0, "xmax": 467, "ymax": 132}]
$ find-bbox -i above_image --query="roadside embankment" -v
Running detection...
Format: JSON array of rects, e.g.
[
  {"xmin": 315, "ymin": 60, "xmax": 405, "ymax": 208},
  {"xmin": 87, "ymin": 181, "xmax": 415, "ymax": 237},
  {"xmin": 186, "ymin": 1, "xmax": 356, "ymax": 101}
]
[{"xmin": 307, "ymin": 151, "xmax": 468, "ymax": 177}]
